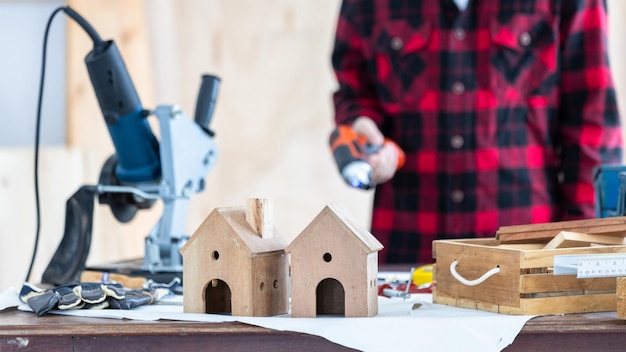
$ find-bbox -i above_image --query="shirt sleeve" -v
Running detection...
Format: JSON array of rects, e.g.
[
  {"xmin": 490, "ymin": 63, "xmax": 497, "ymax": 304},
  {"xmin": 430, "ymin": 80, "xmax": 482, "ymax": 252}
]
[
  {"xmin": 558, "ymin": 0, "xmax": 623, "ymax": 219},
  {"xmin": 331, "ymin": 0, "xmax": 384, "ymax": 126}
]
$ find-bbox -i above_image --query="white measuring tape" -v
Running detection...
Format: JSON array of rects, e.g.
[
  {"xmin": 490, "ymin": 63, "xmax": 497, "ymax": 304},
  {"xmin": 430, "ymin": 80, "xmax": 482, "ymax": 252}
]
[{"xmin": 554, "ymin": 253, "xmax": 626, "ymax": 278}]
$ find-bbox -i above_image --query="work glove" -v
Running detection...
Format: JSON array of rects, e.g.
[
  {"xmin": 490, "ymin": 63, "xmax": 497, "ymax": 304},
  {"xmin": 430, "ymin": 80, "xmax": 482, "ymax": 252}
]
[
  {"xmin": 108, "ymin": 287, "xmax": 170, "ymax": 310},
  {"xmin": 20, "ymin": 282, "xmax": 169, "ymax": 316},
  {"xmin": 74, "ymin": 282, "xmax": 126, "ymax": 310},
  {"xmin": 56, "ymin": 285, "xmax": 84, "ymax": 310},
  {"xmin": 20, "ymin": 283, "xmax": 63, "ymax": 316}
]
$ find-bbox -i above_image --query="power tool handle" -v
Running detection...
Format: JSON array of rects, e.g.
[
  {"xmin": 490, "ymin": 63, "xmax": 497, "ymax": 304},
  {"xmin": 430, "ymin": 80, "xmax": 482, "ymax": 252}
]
[
  {"xmin": 329, "ymin": 125, "xmax": 368, "ymax": 170},
  {"xmin": 85, "ymin": 40, "xmax": 142, "ymax": 124},
  {"xmin": 194, "ymin": 74, "xmax": 221, "ymax": 133}
]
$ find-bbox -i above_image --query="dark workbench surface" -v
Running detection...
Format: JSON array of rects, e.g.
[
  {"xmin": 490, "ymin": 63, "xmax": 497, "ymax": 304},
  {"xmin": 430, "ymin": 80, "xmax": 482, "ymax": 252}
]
[
  {"xmin": 2, "ymin": 308, "xmax": 626, "ymax": 351},
  {"xmin": 0, "ymin": 308, "xmax": 356, "ymax": 351},
  {"xmin": 505, "ymin": 311, "xmax": 626, "ymax": 351}
]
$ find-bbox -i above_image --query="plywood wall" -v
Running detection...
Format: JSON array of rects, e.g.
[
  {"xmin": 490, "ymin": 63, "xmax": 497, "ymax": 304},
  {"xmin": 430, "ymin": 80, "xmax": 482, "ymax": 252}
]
[
  {"xmin": 0, "ymin": 147, "xmax": 95, "ymax": 290},
  {"xmin": 3, "ymin": 0, "xmax": 626, "ymax": 292}
]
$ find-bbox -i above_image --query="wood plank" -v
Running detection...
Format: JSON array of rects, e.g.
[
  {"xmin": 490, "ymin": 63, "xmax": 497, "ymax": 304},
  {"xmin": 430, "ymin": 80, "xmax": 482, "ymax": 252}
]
[
  {"xmin": 543, "ymin": 231, "xmax": 626, "ymax": 249},
  {"xmin": 496, "ymin": 217, "xmax": 626, "ymax": 243},
  {"xmin": 497, "ymin": 217, "xmax": 626, "ymax": 235},
  {"xmin": 432, "ymin": 291, "xmax": 458, "ymax": 307},
  {"xmin": 517, "ymin": 293, "xmax": 616, "ymax": 315},
  {"xmin": 519, "ymin": 245, "xmax": 626, "ymax": 269},
  {"xmin": 496, "ymin": 293, "xmax": 617, "ymax": 315},
  {"xmin": 519, "ymin": 274, "xmax": 616, "ymax": 294},
  {"xmin": 617, "ymin": 277, "xmax": 626, "ymax": 319},
  {"xmin": 498, "ymin": 224, "xmax": 626, "ymax": 244},
  {"xmin": 618, "ymin": 277, "xmax": 626, "ymax": 299},
  {"xmin": 246, "ymin": 198, "xmax": 274, "ymax": 238},
  {"xmin": 498, "ymin": 244, "xmax": 546, "ymax": 250},
  {"xmin": 475, "ymin": 301, "xmax": 499, "ymax": 313}
]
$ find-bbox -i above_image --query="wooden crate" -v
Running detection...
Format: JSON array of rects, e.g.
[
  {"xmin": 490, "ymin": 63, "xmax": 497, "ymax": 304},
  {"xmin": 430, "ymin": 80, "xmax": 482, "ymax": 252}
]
[{"xmin": 432, "ymin": 238, "xmax": 626, "ymax": 315}]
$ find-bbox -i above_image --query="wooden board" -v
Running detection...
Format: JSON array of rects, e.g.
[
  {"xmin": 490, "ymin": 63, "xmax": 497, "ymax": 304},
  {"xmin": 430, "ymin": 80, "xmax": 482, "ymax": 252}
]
[
  {"xmin": 496, "ymin": 217, "xmax": 626, "ymax": 244},
  {"xmin": 543, "ymin": 231, "xmax": 626, "ymax": 249},
  {"xmin": 617, "ymin": 277, "xmax": 626, "ymax": 319}
]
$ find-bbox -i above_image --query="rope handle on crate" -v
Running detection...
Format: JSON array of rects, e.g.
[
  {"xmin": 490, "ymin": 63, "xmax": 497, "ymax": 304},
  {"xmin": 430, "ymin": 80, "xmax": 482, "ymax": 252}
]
[{"xmin": 449, "ymin": 260, "xmax": 500, "ymax": 286}]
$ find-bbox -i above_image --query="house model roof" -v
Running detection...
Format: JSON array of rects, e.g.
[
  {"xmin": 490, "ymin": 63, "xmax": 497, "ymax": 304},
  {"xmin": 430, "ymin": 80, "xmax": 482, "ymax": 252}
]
[
  {"xmin": 181, "ymin": 205, "xmax": 287, "ymax": 256},
  {"xmin": 286, "ymin": 203, "xmax": 383, "ymax": 254}
]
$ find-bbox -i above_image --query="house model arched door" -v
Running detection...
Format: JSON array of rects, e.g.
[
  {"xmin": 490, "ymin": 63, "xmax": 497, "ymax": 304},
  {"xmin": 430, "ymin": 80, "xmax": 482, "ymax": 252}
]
[
  {"xmin": 205, "ymin": 279, "xmax": 231, "ymax": 314},
  {"xmin": 316, "ymin": 278, "xmax": 345, "ymax": 316}
]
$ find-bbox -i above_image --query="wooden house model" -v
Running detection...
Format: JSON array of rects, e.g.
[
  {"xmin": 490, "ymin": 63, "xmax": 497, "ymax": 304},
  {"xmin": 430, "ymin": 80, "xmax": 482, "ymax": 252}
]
[
  {"xmin": 180, "ymin": 198, "xmax": 289, "ymax": 316},
  {"xmin": 286, "ymin": 203, "xmax": 383, "ymax": 317}
]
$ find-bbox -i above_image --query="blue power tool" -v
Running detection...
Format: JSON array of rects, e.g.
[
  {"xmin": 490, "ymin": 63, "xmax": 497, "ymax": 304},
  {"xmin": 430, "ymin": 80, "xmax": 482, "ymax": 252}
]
[{"xmin": 41, "ymin": 7, "xmax": 220, "ymax": 285}]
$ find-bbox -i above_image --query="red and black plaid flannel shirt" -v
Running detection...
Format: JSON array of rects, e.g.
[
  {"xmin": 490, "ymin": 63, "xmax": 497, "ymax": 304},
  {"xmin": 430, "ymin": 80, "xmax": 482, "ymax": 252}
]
[{"xmin": 332, "ymin": 0, "xmax": 623, "ymax": 263}]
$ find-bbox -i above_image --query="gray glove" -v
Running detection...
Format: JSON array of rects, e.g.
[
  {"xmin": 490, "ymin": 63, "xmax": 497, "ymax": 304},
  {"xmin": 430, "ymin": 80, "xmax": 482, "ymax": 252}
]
[
  {"xmin": 20, "ymin": 283, "xmax": 82, "ymax": 316},
  {"xmin": 108, "ymin": 287, "xmax": 170, "ymax": 310},
  {"xmin": 20, "ymin": 282, "xmax": 169, "ymax": 315}
]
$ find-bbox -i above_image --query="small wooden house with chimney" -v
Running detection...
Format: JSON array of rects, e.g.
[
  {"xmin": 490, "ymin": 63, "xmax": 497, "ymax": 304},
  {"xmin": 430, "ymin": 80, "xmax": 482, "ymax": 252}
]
[
  {"xmin": 180, "ymin": 198, "xmax": 289, "ymax": 316},
  {"xmin": 286, "ymin": 203, "xmax": 383, "ymax": 317}
]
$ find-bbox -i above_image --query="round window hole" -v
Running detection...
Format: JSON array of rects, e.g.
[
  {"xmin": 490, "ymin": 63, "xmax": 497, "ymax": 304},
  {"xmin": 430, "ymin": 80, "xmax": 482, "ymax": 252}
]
[
  {"xmin": 212, "ymin": 251, "xmax": 220, "ymax": 260},
  {"xmin": 260, "ymin": 282, "xmax": 265, "ymax": 291},
  {"xmin": 323, "ymin": 252, "xmax": 332, "ymax": 262}
]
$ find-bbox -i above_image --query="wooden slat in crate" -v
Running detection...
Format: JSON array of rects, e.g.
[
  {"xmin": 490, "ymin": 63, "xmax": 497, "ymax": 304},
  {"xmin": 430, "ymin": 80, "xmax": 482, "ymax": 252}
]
[
  {"xmin": 433, "ymin": 238, "xmax": 626, "ymax": 315},
  {"xmin": 496, "ymin": 216, "xmax": 626, "ymax": 244},
  {"xmin": 434, "ymin": 290, "xmax": 616, "ymax": 315},
  {"xmin": 617, "ymin": 277, "xmax": 626, "ymax": 319},
  {"xmin": 500, "ymin": 294, "xmax": 617, "ymax": 315},
  {"xmin": 543, "ymin": 231, "xmax": 626, "ymax": 249},
  {"xmin": 520, "ymin": 273, "xmax": 615, "ymax": 293}
]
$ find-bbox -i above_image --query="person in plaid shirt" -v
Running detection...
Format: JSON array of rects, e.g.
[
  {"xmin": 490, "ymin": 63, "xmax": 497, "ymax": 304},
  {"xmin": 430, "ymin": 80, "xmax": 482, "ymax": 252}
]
[{"xmin": 331, "ymin": 0, "xmax": 623, "ymax": 264}]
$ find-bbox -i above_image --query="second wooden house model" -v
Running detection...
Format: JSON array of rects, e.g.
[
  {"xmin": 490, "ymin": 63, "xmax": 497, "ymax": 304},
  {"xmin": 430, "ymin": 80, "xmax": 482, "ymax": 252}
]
[{"xmin": 286, "ymin": 203, "xmax": 383, "ymax": 317}]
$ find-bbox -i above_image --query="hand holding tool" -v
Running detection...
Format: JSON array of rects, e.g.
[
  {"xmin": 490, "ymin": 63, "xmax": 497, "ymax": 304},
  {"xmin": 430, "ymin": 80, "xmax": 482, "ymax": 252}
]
[{"xmin": 329, "ymin": 125, "xmax": 405, "ymax": 189}]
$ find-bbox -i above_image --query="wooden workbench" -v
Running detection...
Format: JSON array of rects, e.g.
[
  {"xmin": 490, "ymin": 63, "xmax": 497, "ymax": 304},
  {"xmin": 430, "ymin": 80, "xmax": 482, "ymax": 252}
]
[
  {"xmin": 0, "ymin": 308, "xmax": 355, "ymax": 351},
  {"xmin": 2, "ymin": 309, "xmax": 626, "ymax": 351},
  {"xmin": 505, "ymin": 311, "xmax": 626, "ymax": 351}
]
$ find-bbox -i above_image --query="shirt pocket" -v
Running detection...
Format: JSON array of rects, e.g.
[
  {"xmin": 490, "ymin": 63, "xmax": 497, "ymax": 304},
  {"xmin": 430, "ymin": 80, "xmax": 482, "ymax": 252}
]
[
  {"xmin": 490, "ymin": 14, "xmax": 558, "ymax": 99},
  {"xmin": 372, "ymin": 19, "xmax": 433, "ymax": 109}
]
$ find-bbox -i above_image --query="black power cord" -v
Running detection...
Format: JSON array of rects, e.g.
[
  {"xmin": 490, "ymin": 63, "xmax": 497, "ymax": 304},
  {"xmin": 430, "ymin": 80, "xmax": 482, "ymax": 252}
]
[
  {"xmin": 25, "ymin": 6, "xmax": 66, "ymax": 284},
  {"xmin": 25, "ymin": 6, "xmax": 103, "ymax": 283}
]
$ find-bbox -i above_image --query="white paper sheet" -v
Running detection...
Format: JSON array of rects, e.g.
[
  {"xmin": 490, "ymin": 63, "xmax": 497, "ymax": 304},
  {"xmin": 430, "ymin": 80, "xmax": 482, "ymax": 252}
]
[
  {"xmin": 0, "ymin": 287, "xmax": 21, "ymax": 311},
  {"xmin": 1, "ymin": 289, "xmax": 534, "ymax": 352}
]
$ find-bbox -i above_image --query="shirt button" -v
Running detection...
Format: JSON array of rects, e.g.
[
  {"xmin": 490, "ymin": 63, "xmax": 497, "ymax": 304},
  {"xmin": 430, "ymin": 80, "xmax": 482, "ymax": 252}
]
[
  {"xmin": 519, "ymin": 32, "xmax": 532, "ymax": 47},
  {"xmin": 451, "ymin": 190, "xmax": 464, "ymax": 203},
  {"xmin": 450, "ymin": 135, "xmax": 464, "ymax": 149},
  {"xmin": 454, "ymin": 28, "xmax": 465, "ymax": 40},
  {"xmin": 451, "ymin": 81, "xmax": 465, "ymax": 94},
  {"xmin": 390, "ymin": 37, "xmax": 404, "ymax": 51}
]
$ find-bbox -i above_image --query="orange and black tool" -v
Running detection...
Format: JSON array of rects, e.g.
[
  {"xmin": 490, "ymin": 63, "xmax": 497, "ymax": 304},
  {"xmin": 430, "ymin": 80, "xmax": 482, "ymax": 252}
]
[{"xmin": 329, "ymin": 125, "xmax": 405, "ymax": 190}]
